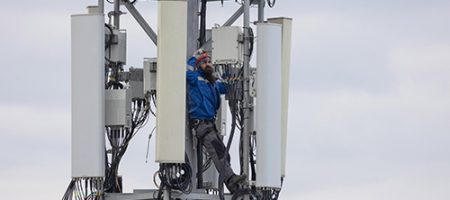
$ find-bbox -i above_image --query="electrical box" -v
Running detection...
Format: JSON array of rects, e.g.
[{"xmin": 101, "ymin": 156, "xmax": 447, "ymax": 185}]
[
  {"xmin": 129, "ymin": 68, "xmax": 144, "ymax": 100},
  {"xmin": 71, "ymin": 13, "xmax": 105, "ymax": 178},
  {"xmin": 105, "ymin": 89, "xmax": 132, "ymax": 127},
  {"xmin": 106, "ymin": 29, "xmax": 127, "ymax": 64},
  {"xmin": 212, "ymin": 26, "xmax": 243, "ymax": 65},
  {"xmin": 143, "ymin": 58, "xmax": 157, "ymax": 94}
]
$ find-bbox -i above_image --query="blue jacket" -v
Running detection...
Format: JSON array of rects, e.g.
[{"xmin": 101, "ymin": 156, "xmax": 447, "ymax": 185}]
[{"xmin": 186, "ymin": 57, "xmax": 227, "ymax": 120}]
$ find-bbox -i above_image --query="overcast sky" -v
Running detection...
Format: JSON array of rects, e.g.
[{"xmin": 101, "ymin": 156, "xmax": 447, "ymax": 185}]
[{"xmin": 1, "ymin": 0, "xmax": 450, "ymax": 199}]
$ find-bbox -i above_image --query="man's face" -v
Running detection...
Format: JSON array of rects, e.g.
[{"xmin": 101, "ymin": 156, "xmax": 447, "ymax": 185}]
[
  {"xmin": 200, "ymin": 58, "xmax": 213, "ymax": 72},
  {"xmin": 199, "ymin": 57, "xmax": 216, "ymax": 82}
]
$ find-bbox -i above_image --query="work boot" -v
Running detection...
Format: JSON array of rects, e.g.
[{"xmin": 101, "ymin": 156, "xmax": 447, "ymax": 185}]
[{"xmin": 225, "ymin": 174, "xmax": 247, "ymax": 194}]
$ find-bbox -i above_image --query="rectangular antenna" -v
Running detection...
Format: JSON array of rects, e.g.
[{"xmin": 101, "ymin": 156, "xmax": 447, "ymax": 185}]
[
  {"xmin": 155, "ymin": 0, "xmax": 188, "ymax": 163},
  {"xmin": 71, "ymin": 13, "xmax": 105, "ymax": 178},
  {"xmin": 255, "ymin": 22, "xmax": 282, "ymax": 188},
  {"xmin": 268, "ymin": 17, "xmax": 293, "ymax": 178}
]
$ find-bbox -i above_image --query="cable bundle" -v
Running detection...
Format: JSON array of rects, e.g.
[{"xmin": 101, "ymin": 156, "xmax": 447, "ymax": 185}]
[
  {"xmin": 104, "ymin": 99, "xmax": 151, "ymax": 192},
  {"xmin": 158, "ymin": 163, "xmax": 192, "ymax": 193},
  {"xmin": 199, "ymin": 147, "xmax": 213, "ymax": 176},
  {"xmin": 216, "ymin": 27, "xmax": 257, "ymax": 200},
  {"xmin": 261, "ymin": 188, "xmax": 281, "ymax": 200},
  {"xmin": 62, "ymin": 178, "xmax": 104, "ymax": 200},
  {"xmin": 154, "ymin": 155, "xmax": 193, "ymax": 199}
]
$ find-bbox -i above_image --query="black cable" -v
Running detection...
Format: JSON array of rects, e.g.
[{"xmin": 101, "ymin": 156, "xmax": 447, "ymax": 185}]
[
  {"xmin": 231, "ymin": 188, "xmax": 250, "ymax": 200},
  {"xmin": 197, "ymin": 147, "xmax": 213, "ymax": 177},
  {"xmin": 248, "ymin": 27, "xmax": 255, "ymax": 58},
  {"xmin": 151, "ymin": 93, "xmax": 157, "ymax": 108},
  {"xmin": 249, "ymin": 134, "xmax": 256, "ymax": 181},
  {"xmin": 62, "ymin": 178, "xmax": 103, "ymax": 200},
  {"xmin": 61, "ymin": 179, "xmax": 75, "ymax": 200},
  {"xmin": 199, "ymin": 0, "xmax": 207, "ymax": 47},
  {"xmin": 267, "ymin": 0, "xmax": 276, "ymax": 8},
  {"xmin": 217, "ymin": 66, "xmax": 245, "ymax": 200},
  {"xmin": 197, "ymin": 142, "xmax": 204, "ymax": 188},
  {"xmin": 104, "ymin": 99, "xmax": 150, "ymax": 192},
  {"xmin": 120, "ymin": 0, "xmax": 138, "ymax": 4},
  {"xmin": 105, "ymin": 23, "xmax": 114, "ymax": 50},
  {"xmin": 157, "ymin": 154, "xmax": 192, "ymax": 194}
]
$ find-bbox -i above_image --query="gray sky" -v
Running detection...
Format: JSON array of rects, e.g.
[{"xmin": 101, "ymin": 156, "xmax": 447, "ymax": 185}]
[{"xmin": 1, "ymin": 0, "xmax": 450, "ymax": 199}]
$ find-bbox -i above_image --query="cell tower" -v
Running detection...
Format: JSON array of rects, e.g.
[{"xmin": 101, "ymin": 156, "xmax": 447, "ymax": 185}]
[{"xmin": 64, "ymin": 0, "xmax": 292, "ymax": 200}]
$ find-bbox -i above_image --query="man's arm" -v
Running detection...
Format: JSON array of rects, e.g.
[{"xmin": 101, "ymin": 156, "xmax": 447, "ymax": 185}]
[
  {"xmin": 186, "ymin": 56, "xmax": 197, "ymax": 85},
  {"xmin": 187, "ymin": 49, "xmax": 207, "ymax": 85},
  {"xmin": 187, "ymin": 56, "xmax": 197, "ymax": 70}
]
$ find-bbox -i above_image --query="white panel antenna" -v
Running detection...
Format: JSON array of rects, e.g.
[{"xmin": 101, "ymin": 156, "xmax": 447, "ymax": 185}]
[
  {"xmin": 268, "ymin": 17, "xmax": 293, "ymax": 178},
  {"xmin": 71, "ymin": 13, "xmax": 105, "ymax": 178},
  {"xmin": 155, "ymin": 0, "xmax": 188, "ymax": 163},
  {"xmin": 255, "ymin": 23, "xmax": 283, "ymax": 188}
]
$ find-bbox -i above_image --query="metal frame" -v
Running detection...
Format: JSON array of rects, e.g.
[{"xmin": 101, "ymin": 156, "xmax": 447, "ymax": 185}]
[
  {"xmin": 242, "ymin": 1, "xmax": 251, "ymax": 199},
  {"xmin": 105, "ymin": 190, "xmax": 234, "ymax": 200},
  {"xmin": 96, "ymin": 0, "xmax": 267, "ymax": 199},
  {"xmin": 123, "ymin": 0, "xmax": 158, "ymax": 45}
]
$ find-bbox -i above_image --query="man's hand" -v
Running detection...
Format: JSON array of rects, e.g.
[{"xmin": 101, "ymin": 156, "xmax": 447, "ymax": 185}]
[
  {"xmin": 193, "ymin": 48, "xmax": 206, "ymax": 60},
  {"xmin": 221, "ymin": 70, "xmax": 231, "ymax": 82}
]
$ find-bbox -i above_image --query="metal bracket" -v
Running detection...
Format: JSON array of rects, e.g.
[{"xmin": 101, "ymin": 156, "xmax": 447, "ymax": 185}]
[
  {"xmin": 122, "ymin": 0, "xmax": 158, "ymax": 45},
  {"xmin": 249, "ymin": 68, "xmax": 256, "ymax": 97},
  {"xmin": 238, "ymin": 33, "xmax": 245, "ymax": 43},
  {"xmin": 192, "ymin": 128, "xmax": 198, "ymax": 151}
]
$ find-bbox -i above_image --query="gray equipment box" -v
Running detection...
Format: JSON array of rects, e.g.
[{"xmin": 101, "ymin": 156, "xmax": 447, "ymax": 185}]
[
  {"xmin": 212, "ymin": 26, "xmax": 243, "ymax": 65},
  {"xmin": 106, "ymin": 29, "xmax": 127, "ymax": 64},
  {"xmin": 143, "ymin": 58, "xmax": 157, "ymax": 94},
  {"xmin": 129, "ymin": 68, "xmax": 145, "ymax": 100},
  {"xmin": 105, "ymin": 89, "xmax": 131, "ymax": 127}
]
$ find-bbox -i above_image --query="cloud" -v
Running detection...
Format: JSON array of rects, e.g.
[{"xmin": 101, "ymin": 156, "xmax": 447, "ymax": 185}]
[
  {"xmin": 0, "ymin": 104, "xmax": 70, "ymax": 199},
  {"xmin": 282, "ymin": 157, "xmax": 450, "ymax": 200},
  {"xmin": 280, "ymin": 43, "xmax": 450, "ymax": 199},
  {"xmin": 282, "ymin": 0, "xmax": 450, "ymax": 94},
  {"xmin": 0, "ymin": 161, "xmax": 70, "ymax": 200},
  {"xmin": 390, "ymin": 45, "xmax": 450, "ymax": 93},
  {"xmin": 296, "ymin": 171, "xmax": 450, "ymax": 200},
  {"xmin": 0, "ymin": 104, "xmax": 70, "ymax": 169}
]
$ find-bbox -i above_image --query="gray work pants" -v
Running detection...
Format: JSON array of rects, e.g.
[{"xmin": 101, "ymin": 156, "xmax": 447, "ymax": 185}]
[{"xmin": 193, "ymin": 121, "xmax": 235, "ymax": 181}]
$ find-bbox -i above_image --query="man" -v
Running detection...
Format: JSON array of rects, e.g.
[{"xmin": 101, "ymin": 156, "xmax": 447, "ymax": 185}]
[{"xmin": 186, "ymin": 50, "xmax": 246, "ymax": 193}]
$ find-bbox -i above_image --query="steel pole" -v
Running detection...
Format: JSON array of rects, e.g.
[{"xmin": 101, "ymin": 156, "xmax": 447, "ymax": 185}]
[
  {"xmin": 98, "ymin": 0, "xmax": 104, "ymax": 14},
  {"xmin": 258, "ymin": 0, "xmax": 265, "ymax": 22},
  {"xmin": 114, "ymin": 0, "xmax": 120, "ymax": 28},
  {"xmin": 186, "ymin": 0, "xmax": 200, "ymax": 190},
  {"xmin": 243, "ymin": 0, "xmax": 251, "ymax": 195}
]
